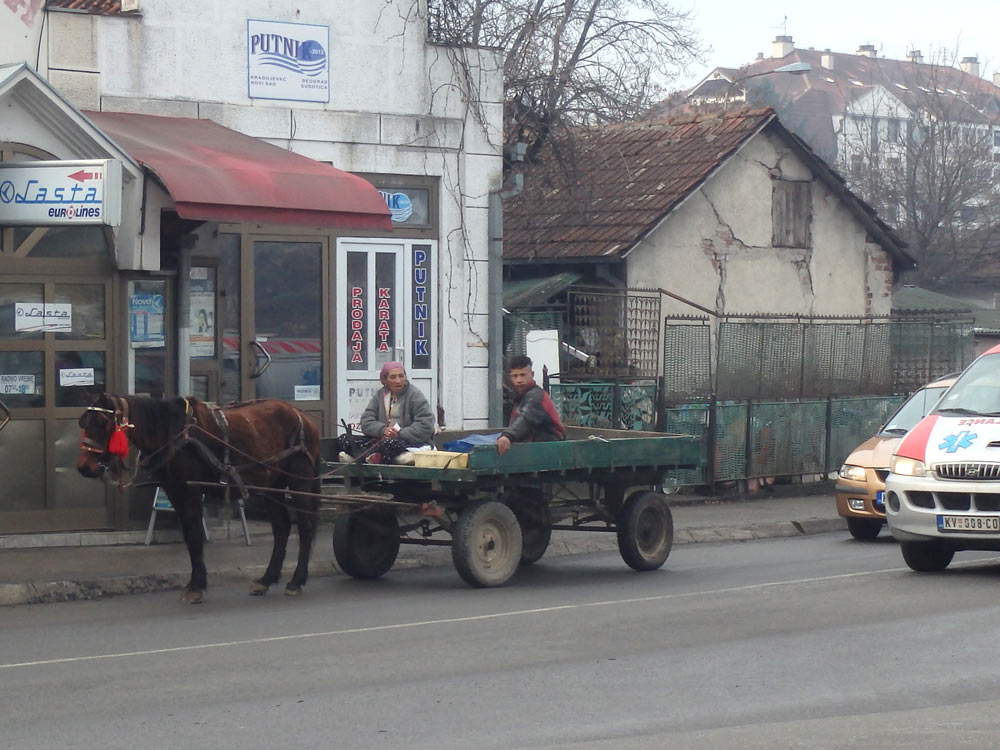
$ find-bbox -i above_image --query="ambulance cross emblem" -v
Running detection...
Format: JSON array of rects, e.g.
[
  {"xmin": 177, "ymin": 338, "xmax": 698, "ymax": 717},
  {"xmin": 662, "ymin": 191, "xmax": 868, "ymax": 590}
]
[{"xmin": 939, "ymin": 431, "xmax": 977, "ymax": 454}]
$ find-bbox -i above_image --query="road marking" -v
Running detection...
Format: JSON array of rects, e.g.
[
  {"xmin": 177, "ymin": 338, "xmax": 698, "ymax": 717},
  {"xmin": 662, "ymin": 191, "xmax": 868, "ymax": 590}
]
[{"xmin": 1, "ymin": 559, "xmax": 996, "ymax": 671}]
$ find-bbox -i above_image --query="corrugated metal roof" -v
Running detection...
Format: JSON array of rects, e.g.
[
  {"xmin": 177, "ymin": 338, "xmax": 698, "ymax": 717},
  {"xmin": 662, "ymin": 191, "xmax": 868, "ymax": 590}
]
[
  {"xmin": 504, "ymin": 109, "xmax": 775, "ymax": 261},
  {"xmin": 503, "ymin": 272, "xmax": 582, "ymax": 309},
  {"xmin": 892, "ymin": 285, "xmax": 973, "ymax": 313}
]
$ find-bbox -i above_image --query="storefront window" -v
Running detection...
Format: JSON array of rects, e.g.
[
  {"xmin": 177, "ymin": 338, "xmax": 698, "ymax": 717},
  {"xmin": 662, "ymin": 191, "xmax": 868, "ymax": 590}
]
[
  {"xmin": 189, "ymin": 267, "xmax": 217, "ymax": 359},
  {"xmin": 54, "ymin": 350, "xmax": 106, "ymax": 407},
  {"xmin": 254, "ymin": 241, "xmax": 322, "ymax": 401},
  {"xmin": 53, "ymin": 283, "xmax": 106, "ymax": 340},
  {"xmin": 1, "ymin": 283, "xmax": 44, "ymax": 340},
  {"xmin": 0, "ymin": 351, "xmax": 44, "ymax": 407},
  {"xmin": 129, "ymin": 279, "xmax": 167, "ymax": 398},
  {"xmin": 0, "ymin": 418, "xmax": 45, "ymax": 511},
  {"xmin": 28, "ymin": 226, "xmax": 110, "ymax": 259},
  {"xmin": 190, "ymin": 230, "xmax": 241, "ymax": 404}
]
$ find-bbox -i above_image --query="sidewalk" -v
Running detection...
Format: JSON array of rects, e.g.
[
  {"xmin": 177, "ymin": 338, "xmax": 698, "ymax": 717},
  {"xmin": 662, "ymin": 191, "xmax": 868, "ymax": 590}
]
[{"xmin": 0, "ymin": 483, "xmax": 846, "ymax": 607}]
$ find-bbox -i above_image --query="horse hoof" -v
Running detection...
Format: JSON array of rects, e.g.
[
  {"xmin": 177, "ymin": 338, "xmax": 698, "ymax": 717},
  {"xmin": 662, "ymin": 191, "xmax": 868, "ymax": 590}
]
[
  {"xmin": 284, "ymin": 586, "xmax": 303, "ymax": 597},
  {"xmin": 180, "ymin": 589, "xmax": 204, "ymax": 604},
  {"xmin": 249, "ymin": 581, "xmax": 269, "ymax": 596}
]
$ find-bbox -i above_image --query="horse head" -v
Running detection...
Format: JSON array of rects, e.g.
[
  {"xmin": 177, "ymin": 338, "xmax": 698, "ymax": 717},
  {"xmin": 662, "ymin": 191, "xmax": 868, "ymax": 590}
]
[{"xmin": 77, "ymin": 393, "xmax": 132, "ymax": 479}]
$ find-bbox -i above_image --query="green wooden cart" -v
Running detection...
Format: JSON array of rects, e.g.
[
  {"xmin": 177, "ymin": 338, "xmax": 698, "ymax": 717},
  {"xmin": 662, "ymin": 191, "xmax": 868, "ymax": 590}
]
[{"xmin": 320, "ymin": 427, "xmax": 701, "ymax": 588}]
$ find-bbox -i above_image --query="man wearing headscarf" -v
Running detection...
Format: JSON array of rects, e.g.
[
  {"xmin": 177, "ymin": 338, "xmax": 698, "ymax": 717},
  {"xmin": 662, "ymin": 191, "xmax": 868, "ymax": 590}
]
[{"xmin": 349, "ymin": 361, "xmax": 435, "ymax": 463}]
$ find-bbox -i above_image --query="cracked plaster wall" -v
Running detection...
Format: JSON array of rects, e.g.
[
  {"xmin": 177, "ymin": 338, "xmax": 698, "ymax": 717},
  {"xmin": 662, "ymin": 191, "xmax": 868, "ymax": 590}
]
[{"xmin": 627, "ymin": 130, "xmax": 891, "ymax": 320}]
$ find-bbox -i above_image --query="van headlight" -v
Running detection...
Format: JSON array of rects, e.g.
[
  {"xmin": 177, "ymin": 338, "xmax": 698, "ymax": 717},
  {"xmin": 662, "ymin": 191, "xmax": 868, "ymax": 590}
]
[
  {"xmin": 891, "ymin": 456, "xmax": 927, "ymax": 477},
  {"xmin": 838, "ymin": 464, "xmax": 867, "ymax": 481}
]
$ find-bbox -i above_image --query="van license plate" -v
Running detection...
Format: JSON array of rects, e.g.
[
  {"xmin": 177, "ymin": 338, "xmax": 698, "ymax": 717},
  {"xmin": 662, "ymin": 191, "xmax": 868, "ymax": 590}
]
[{"xmin": 937, "ymin": 515, "xmax": 1000, "ymax": 533}]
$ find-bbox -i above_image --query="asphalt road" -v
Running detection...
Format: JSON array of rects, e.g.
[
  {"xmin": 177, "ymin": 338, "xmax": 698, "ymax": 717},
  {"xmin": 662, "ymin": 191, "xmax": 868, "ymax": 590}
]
[{"xmin": 5, "ymin": 534, "xmax": 1000, "ymax": 750}]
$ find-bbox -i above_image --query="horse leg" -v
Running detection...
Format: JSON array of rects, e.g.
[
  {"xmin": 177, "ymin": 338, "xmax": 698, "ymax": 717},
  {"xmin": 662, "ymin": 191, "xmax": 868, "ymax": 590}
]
[
  {"xmin": 285, "ymin": 474, "xmax": 320, "ymax": 596},
  {"xmin": 168, "ymin": 485, "xmax": 208, "ymax": 604},
  {"xmin": 250, "ymin": 489, "xmax": 291, "ymax": 595}
]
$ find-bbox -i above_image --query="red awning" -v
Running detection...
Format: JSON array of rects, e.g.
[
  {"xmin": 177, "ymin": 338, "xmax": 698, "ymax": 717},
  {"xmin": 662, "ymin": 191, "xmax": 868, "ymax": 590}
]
[{"xmin": 85, "ymin": 111, "xmax": 392, "ymax": 230}]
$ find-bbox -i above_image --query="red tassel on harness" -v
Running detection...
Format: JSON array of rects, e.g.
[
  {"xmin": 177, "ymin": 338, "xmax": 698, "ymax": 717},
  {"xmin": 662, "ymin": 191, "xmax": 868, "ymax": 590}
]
[{"xmin": 108, "ymin": 426, "xmax": 129, "ymax": 458}]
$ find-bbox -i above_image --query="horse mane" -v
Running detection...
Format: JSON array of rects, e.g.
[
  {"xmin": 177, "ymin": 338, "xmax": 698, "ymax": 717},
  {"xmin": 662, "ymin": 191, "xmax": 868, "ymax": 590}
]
[{"xmin": 121, "ymin": 395, "xmax": 192, "ymax": 447}]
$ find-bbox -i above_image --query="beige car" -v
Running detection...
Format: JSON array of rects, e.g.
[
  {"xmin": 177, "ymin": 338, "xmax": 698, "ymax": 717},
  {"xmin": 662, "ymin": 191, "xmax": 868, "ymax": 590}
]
[{"xmin": 835, "ymin": 374, "xmax": 957, "ymax": 539}]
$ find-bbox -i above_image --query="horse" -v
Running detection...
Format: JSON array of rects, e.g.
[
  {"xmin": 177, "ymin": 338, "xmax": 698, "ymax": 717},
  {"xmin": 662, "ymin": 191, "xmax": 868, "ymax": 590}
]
[{"xmin": 77, "ymin": 393, "xmax": 321, "ymax": 604}]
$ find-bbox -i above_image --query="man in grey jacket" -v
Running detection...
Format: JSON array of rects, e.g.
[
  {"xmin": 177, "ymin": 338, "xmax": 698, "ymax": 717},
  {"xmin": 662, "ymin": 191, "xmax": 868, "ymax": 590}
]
[{"xmin": 358, "ymin": 361, "xmax": 435, "ymax": 461}]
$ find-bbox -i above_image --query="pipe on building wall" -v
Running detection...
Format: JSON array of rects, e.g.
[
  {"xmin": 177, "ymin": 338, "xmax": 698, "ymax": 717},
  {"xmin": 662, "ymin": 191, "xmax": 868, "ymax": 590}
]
[{"xmin": 487, "ymin": 171, "xmax": 523, "ymax": 426}]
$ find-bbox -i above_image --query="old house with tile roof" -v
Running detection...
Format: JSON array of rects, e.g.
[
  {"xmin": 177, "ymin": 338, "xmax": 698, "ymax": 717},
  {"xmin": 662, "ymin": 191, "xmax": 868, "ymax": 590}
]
[{"xmin": 504, "ymin": 109, "xmax": 911, "ymax": 331}]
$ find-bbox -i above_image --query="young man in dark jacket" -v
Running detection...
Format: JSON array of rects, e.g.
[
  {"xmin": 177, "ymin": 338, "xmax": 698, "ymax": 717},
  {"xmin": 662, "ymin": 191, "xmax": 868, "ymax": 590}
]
[{"xmin": 497, "ymin": 355, "xmax": 566, "ymax": 455}]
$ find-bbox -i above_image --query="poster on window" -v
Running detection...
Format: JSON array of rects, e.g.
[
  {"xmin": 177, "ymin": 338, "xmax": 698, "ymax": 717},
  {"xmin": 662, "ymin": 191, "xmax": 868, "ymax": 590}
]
[
  {"xmin": 14, "ymin": 302, "xmax": 71, "ymax": 333},
  {"xmin": 190, "ymin": 291, "xmax": 216, "ymax": 358},
  {"xmin": 130, "ymin": 293, "xmax": 165, "ymax": 348}
]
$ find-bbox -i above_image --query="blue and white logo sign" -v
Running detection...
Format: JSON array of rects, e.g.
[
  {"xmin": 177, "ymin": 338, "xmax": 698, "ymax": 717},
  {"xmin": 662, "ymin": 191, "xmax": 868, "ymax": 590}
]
[
  {"xmin": 248, "ymin": 19, "xmax": 329, "ymax": 103},
  {"xmin": 0, "ymin": 159, "xmax": 121, "ymax": 227},
  {"xmin": 379, "ymin": 191, "xmax": 413, "ymax": 223}
]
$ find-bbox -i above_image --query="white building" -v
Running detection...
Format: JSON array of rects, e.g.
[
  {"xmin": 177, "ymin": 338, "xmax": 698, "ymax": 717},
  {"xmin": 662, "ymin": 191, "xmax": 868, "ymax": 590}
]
[{"xmin": 0, "ymin": 0, "xmax": 503, "ymax": 533}]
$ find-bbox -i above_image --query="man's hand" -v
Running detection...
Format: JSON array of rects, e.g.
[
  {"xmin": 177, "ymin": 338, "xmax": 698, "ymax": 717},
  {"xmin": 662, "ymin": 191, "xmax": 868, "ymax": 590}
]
[
  {"xmin": 496, "ymin": 435, "xmax": 511, "ymax": 455},
  {"xmin": 383, "ymin": 424, "xmax": 400, "ymax": 439}
]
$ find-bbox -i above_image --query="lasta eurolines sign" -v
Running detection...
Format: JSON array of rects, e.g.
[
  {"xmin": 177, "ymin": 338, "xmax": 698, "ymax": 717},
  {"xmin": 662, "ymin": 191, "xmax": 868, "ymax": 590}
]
[{"xmin": 0, "ymin": 159, "xmax": 122, "ymax": 226}]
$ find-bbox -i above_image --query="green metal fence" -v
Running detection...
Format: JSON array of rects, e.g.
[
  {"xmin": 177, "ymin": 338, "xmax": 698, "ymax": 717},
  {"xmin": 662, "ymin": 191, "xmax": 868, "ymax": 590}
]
[
  {"xmin": 552, "ymin": 394, "xmax": 905, "ymax": 487},
  {"xmin": 549, "ymin": 381, "xmax": 658, "ymax": 430}
]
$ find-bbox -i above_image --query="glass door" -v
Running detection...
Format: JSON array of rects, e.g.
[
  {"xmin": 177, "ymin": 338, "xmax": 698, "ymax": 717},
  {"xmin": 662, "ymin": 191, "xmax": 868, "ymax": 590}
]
[
  {"xmin": 0, "ymin": 276, "xmax": 112, "ymax": 532},
  {"xmin": 336, "ymin": 239, "xmax": 436, "ymax": 432},
  {"xmin": 246, "ymin": 238, "xmax": 327, "ymax": 430}
]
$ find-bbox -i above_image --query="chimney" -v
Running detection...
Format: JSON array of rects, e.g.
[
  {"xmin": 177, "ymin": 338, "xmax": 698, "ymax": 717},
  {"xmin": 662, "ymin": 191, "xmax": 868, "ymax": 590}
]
[
  {"xmin": 856, "ymin": 44, "xmax": 877, "ymax": 58},
  {"xmin": 906, "ymin": 49, "xmax": 924, "ymax": 64},
  {"xmin": 960, "ymin": 56, "xmax": 980, "ymax": 78},
  {"xmin": 772, "ymin": 35, "xmax": 794, "ymax": 59},
  {"xmin": 993, "ymin": 72, "xmax": 1000, "ymax": 88},
  {"xmin": 755, "ymin": 52, "xmax": 764, "ymax": 61},
  {"xmin": 821, "ymin": 49, "xmax": 834, "ymax": 70}
]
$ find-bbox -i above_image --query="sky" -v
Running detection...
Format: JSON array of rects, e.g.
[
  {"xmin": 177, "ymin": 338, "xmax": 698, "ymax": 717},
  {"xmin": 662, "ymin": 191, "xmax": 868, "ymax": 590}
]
[{"xmin": 675, "ymin": 0, "xmax": 1000, "ymax": 90}]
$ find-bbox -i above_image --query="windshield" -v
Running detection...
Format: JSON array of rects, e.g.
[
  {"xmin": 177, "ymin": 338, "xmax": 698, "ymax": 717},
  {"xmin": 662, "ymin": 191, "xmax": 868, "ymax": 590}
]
[
  {"xmin": 935, "ymin": 353, "xmax": 1000, "ymax": 416},
  {"xmin": 881, "ymin": 385, "xmax": 949, "ymax": 435}
]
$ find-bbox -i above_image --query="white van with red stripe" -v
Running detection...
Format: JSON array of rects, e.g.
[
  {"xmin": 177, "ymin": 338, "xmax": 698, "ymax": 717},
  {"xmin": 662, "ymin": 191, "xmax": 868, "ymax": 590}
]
[{"xmin": 885, "ymin": 343, "xmax": 1000, "ymax": 571}]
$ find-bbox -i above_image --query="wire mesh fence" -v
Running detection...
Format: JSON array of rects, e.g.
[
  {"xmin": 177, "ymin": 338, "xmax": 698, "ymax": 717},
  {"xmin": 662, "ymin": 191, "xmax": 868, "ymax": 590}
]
[
  {"xmin": 567, "ymin": 289, "xmax": 661, "ymax": 377},
  {"xmin": 714, "ymin": 319, "xmax": 894, "ymax": 399}
]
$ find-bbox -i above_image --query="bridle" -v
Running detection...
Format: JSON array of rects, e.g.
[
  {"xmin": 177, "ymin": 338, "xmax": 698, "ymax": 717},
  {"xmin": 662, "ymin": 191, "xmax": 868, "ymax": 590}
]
[{"xmin": 79, "ymin": 397, "xmax": 133, "ymax": 456}]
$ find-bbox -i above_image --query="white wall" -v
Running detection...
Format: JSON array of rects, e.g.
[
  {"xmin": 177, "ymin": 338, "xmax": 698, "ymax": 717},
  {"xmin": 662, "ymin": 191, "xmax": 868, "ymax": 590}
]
[{"xmin": 626, "ymin": 129, "xmax": 894, "ymax": 325}]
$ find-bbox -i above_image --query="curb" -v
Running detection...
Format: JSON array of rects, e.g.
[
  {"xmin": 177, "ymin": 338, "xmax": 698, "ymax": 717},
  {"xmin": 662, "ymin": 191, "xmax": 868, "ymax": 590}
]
[{"xmin": 0, "ymin": 518, "xmax": 847, "ymax": 607}]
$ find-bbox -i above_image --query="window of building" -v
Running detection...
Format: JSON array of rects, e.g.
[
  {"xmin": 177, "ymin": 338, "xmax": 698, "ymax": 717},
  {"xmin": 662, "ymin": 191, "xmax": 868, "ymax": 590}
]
[
  {"xmin": 887, "ymin": 119, "xmax": 900, "ymax": 142},
  {"xmin": 772, "ymin": 180, "xmax": 812, "ymax": 249},
  {"xmin": 993, "ymin": 130, "xmax": 1000, "ymax": 148},
  {"xmin": 850, "ymin": 154, "xmax": 863, "ymax": 178}
]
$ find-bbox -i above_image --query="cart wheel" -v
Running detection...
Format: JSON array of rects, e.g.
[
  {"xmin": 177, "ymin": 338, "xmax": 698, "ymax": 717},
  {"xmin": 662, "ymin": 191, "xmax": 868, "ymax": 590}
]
[
  {"xmin": 452, "ymin": 500, "xmax": 523, "ymax": 587},
  {"xmin": 519, "ymin": 521, "xmax": 552, "ymax": 566},
  {"xmin": 503, "ymin": 490, "xmax": 552, "ymax": 566},
  {"xmin": 333, "ymin": 509, "xmax": 400, "ymax": 580},
  {"xmin": 616, "ymin": 490, "xmax": 673, "ymax": 571}
]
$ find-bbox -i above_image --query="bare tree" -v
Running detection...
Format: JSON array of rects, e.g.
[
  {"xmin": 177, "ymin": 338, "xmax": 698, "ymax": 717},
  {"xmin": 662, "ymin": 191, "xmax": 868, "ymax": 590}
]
[
  {"xmin": 840, "ymin": 63, "xmax": 1000, "ymax": 286},
  {"xmin": 427, "ymin": 0, "xmax": 703, "ymax": 164}
]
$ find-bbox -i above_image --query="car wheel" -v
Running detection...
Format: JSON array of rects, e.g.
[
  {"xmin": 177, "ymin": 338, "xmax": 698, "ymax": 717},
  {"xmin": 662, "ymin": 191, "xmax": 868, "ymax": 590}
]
[
  {"xmin": 846, "ymin": 517, "xmax": 882, "ymax": 540},
  {"xmin": 900, "ymin": 541, "xmax": 954, "ymax": 572}
]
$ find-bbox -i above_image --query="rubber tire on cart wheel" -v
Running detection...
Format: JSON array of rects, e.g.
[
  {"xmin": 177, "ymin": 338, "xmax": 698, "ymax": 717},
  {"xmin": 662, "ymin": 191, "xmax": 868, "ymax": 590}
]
[
  {"xmin": 333, "ymin": 509, "xmax": 400, "ymax": 580},
  {"xmin": 452, "ymin": 500, "xmax": 523, "ymax": 587},
  {"xmin": 504, "ymin": 491, "xmax": 552, "ymax": 566},
  {"xmin": 900, "ymin": 541, "xmax": 954, "ymax": 572},
  {"xmin": 616, "ymin": 490, "xmax": 673, "ymax": 571},
  {"xmin": 846, "ymin": 517, "xmax": 883, "ymax": 540}
]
